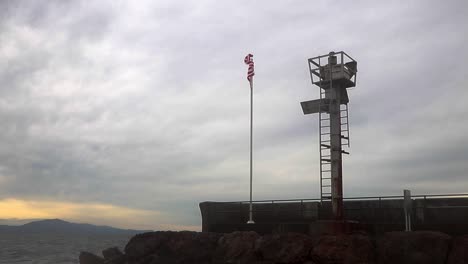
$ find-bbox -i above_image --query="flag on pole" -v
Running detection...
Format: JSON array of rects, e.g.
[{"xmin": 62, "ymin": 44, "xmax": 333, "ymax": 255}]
[{"xmin": 244, "ymin": 54, "xmax": 255, "ymax": 84}]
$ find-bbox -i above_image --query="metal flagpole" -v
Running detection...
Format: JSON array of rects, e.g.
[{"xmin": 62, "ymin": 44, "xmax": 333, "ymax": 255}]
[
  {"xmin": 244, "ymin": 53, "xmax": 255, "ymax": 224},
  {"xmin": 248, "ymin": 78, "xmax": 254, "ymax": 224}
]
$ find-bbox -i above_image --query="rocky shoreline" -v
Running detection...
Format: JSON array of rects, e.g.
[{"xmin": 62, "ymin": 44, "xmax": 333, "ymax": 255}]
[{"xmin": 79, "ymin": 230, "xmax": 468, "ymax": 264}]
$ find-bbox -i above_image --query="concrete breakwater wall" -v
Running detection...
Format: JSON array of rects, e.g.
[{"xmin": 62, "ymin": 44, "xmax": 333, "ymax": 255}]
[
  {"xmin": 79, "ymin": 230, "xmax": 468, "ymax": 264},
  {"xmin": 200, "ymin": 197, "xmax": 468, "ymax": 235}
]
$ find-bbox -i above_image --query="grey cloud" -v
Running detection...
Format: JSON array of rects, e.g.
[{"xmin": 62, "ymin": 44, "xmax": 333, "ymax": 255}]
[{"xmin": 0, "ymin": 0, "xmax": 467, "ymax": 229}]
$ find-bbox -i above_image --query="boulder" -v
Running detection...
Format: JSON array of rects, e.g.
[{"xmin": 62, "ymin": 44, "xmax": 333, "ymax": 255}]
[
  {"xmin": 447, "ymin": 234, "xmax": 468, "ymax": 264},
  {"xmin": 124, "ymin": 231, "xmax": 221, "ymax": 264},
  {"xmin": 165, "ymin": 231, "xmax": 221, "ymax": 263},
  {"xmin": 377, "ymin": 231, "xmax": 451, "ymax": 264},
  {"xmin": 254, "ymin": 232, "xmax": 315, "ymax": 263},
  {"xmin": 213, "ymin": 231, "xmax": 260, "ymax": 263},
  {"xmin": 347, "ymin": 233, "xmax": 375, "ymax": 264},
  {"xmin": 310, "ymin": 233, "xmax": 375, "ymax": 264},
  {"xmin": 102, "ymin": 247, "xmax": 125, "ymax": 264},
  {"xmin": 79, "ymin": 251, "xmax": 104, "ymax": 264},
  {"xmin": 125, "ymin": 231, "xmax": 172, "ymax": 260}
]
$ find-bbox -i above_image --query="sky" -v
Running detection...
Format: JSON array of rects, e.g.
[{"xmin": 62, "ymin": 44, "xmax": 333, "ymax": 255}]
[{"xmin": 0, "ymin": 0, "xmax": 467, "ymax": 231}]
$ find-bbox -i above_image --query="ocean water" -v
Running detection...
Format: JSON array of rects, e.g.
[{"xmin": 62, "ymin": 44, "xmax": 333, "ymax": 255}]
[{"xmin": 0, "ymin": 232, "xmax": 133, "ymax": 264}]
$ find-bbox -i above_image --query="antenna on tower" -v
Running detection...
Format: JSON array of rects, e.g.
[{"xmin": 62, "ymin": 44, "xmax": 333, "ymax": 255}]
[{"xmin": 300, "ymin": 51, "xmax": 357, "ymax": 221}]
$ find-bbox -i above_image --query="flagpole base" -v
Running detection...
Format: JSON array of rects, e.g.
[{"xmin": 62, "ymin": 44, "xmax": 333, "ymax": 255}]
[{"xmin": 247, "ymin": 220, "xmax": 255, "ymax": 224}]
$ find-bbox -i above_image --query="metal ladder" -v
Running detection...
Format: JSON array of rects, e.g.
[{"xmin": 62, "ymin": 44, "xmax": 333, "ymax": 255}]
[
  {"xmin": 341, "ymin": 104, "xmax": 350, "ymax": 148},
  {"xmin": 318, "ymin": 91, "xmax": 350, "ymax": 202},
  {"xmin": 318, "ymin": 87, "xmax": 332, "ymax": 201}
]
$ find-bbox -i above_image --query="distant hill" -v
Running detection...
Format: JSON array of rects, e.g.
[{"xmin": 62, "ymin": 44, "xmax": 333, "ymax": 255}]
[{"xmin": 0, "ymin": 219, "xmax": 151, "ymax": 235}]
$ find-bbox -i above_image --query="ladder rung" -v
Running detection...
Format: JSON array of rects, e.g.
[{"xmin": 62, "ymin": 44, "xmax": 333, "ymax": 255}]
[
  {"xmin": 320, "ymin": 118, "xmax": 330, "ymax": 121},
  {"xmin": 341, "ymin": 130, "xmax": 349, "ymax": 132},
  {"xmin": 321, "ymin": 132, "xmax": 331, "ymax": 135},
  {"xmin": 321, "ymin": 140, "xmax": 330, "ymax": 143},
  {"xmin": 322, "ymin": 177, "xmax": 331, "ymax": 179},
  {"xmin": 342, "ymin": 150, "xmax": 350, "ymax": 155},
  {"xmin": 341, "ymin": 135, "xmax": 349, "ymax": 139},
  {"xmin": 321, "ymin": 155, "xmax": 331, "ymax": 158},
  {"xmin": 321, "ymin": 170, "xmax": 331, "ymax": 173},
  {"xmin": 322, "ymin": 185, "xmax": 331, "ymax": 187},
  {"xmin": 321, "ymin": 158, "xmax": 331, "ymax": 162},
  {"xmin": 321, "ymin": 125, "xmax": 330, "ymax": 128},
  {"xmin": 320, "ymin": 144, "xmax": 331, "ymax": 148}
]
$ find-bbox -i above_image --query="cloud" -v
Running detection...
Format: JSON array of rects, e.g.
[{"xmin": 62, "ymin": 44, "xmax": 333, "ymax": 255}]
[{"xmin": 0, "ymin": 0, "xmax": 467, "ymax": 229}]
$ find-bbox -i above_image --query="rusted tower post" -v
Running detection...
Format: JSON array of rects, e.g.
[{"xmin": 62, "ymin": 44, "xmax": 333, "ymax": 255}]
[{"xmin": 301, "ymin": 51, "xmax": 357, "ymax": 220}]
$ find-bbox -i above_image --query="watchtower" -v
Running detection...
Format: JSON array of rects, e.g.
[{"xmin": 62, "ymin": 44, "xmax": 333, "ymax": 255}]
[{"xmin": 301, "ymin": 51, "xmax": 357, "ymax": 220}]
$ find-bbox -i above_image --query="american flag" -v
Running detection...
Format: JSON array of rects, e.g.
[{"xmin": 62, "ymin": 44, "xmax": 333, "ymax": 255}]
[{"xmin": 244, "ymin": 54, "xmax": 254, "ymax": 84}]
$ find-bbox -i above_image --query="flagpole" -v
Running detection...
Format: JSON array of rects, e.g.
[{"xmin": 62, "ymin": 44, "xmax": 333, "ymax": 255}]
[
  {"xmin": 244, "ymin": 53, "xmax": 255, "ymax": 224},
  {"xmin": 248, "ymin": 78, "xmax": 254, "ymax": 224}
]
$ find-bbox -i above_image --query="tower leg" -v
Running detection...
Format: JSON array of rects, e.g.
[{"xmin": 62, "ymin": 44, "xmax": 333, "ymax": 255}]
[{"xmin": 329, "ymin": 89, "xmax": 344, "ymax": 221}]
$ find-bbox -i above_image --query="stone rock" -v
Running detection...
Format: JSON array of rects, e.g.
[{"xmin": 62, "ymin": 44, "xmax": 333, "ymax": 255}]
[
  {"xmin": 124, "ymin": 231, "xmax": 221, "ymax": 264},
  {"xmin": 310, "ymin": 233, "xmax": 375, "ymax": 264},
  {"xmin": 102, "ymin": 247, "xmax": 125, "ymax": 264},
  {"xmin": 125, "ymin": 231, "xmax": 172, "ymax": 260},
  {"xmin": 93, "ymin": 230, "xmax": 462, "ymax": 264},
  {"xmin": 213, "ymin": 231, "xmax": 260, "ymax": 264},
  {"xmin": 447, "ymin": 234, "xmax": 468, "ymax": 264},
  {"xmin": 79, "ymin": 251, "xmax": 104, "ymax": 264},
  {"xmin": 346, "ymin": 233, "xmax": 375, "ymax": 264},
  {"xmin": 377, "ymin": 231, "xmax": 451, "ymax": 264},
  {"xmin": 165, "ymin": 231, "xmax": 222, "ymax": 263},
  {"xmin": 103, "ymin": 247, "xmax": 123, "ymax": 259},
  {"xmin": 254, "ymin": 232, "xmax": 315, "ymax": 263}
]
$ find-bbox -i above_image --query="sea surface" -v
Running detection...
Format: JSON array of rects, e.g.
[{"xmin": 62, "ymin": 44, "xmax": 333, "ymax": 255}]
[{"xmin": 0, "ymin": 232, "xmax": 133, "ymax": 264}]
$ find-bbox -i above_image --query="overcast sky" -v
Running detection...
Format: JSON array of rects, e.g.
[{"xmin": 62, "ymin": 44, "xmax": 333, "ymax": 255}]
[{"xmin": 0, "ymin": 0, "xmax": 467, "ymax": 230}]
